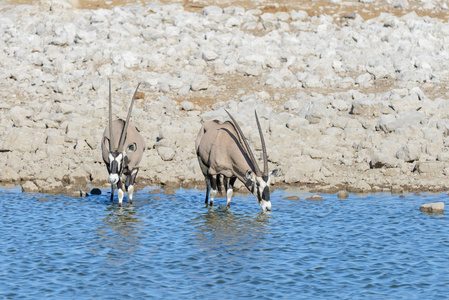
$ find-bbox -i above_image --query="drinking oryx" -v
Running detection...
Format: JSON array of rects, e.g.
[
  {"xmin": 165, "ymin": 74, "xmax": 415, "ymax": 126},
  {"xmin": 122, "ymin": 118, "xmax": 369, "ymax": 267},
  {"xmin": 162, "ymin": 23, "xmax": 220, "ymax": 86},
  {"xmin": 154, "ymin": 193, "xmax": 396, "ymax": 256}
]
[
  {"xmin": 101, "ymin": 80, "xmax": 145, "ymax": 206},
  {"xmin": 195, "ymin": 109, "xmax": 281, "ymax": 212}
]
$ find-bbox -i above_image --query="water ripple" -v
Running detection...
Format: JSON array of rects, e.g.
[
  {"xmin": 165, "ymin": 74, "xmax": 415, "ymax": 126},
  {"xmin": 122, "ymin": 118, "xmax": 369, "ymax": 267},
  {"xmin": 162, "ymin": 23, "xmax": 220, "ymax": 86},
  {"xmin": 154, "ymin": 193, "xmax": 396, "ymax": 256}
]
[{"xmin": 0, "ymin": 187, "xmax": 448, "ymax": 298}]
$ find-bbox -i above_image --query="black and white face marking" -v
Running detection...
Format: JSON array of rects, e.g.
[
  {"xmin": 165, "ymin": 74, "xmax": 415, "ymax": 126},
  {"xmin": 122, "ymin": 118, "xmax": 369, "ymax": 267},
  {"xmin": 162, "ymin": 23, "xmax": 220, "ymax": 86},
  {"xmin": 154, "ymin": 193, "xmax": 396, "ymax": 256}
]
[
  {"xmin": 254, "ymin": 178, "xmax": 272, "ymax": 212},
  {"xmin": 246, "ymin": 168, "xmax": 281, "ymax": 212},
  {"xmin": 108, "ymin": 152, "xmax": 123, "ymax": 184}
]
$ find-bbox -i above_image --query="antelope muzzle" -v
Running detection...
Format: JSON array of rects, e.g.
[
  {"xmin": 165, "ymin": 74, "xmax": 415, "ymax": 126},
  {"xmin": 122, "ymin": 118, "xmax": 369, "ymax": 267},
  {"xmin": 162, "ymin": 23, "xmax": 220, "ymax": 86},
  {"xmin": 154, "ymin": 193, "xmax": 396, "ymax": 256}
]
[{"xmin": 108, "ymin": 152, "xmax": 123, "ymax": 185}]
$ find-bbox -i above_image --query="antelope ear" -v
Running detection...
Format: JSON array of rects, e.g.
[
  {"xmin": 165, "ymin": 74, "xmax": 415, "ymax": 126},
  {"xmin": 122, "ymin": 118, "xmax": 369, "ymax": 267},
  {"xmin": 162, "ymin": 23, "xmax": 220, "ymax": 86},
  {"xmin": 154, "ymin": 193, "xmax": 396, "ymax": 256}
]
[
  {"xmin": 103, "ymin": 136, "xmax": 110, "ymax": 148},
  {"xmin": 269, "ymin": 168, "xmax": 281, "ymax": 179},
  {"xmin": 245, "ymin": 170, "xmax": 254, "ymax": 181},
  {"xmin": 126, "ymin": 142, "xmax": 137, "ymax": 153}
]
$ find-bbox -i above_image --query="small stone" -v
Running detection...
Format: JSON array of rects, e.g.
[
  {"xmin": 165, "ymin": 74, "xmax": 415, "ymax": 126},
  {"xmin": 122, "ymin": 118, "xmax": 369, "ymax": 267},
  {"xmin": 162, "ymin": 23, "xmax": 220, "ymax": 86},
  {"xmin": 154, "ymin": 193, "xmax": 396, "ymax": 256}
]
[
  {"xmin": 191, "ymin": 75, "xmax": 209, "ymax": 91},
  {"xmin": 420, "ymin": 202, "xmax": 444, "ymax": 214},
  {"xmin": 21, "ymin": 181, "xmax": 39, "ymax": 193},
  {"xmin": 284, "ymin": 196, "xmax": 300, "ymax": 200},
  {"xmin": 203, "ymin": 6, "xmax": 223, "ymax": 16},
  {"xmin": 202, "ymin": 50, "xmax": 218, "ymax": 61},
  {"xmin": 91, "ymin": 188, "xmax": 102, "ymax": 195},
  {"xmin": 157, "ymin": 147, "xmax": 175, "ymax": 161},
  {"xmin": 306, "ymin": 194, "xmax": 323, "ymax": 201},
  {"xmin": 181, "ymin": 101, "xmax": 195, "ymax": 111},
  {"xmin": 337, "ymin": 190, "xmax": 349, "ymax": 199},
  {"xmin": 135, "ymin": 91, "xmax": 145, "ymax": 100}
]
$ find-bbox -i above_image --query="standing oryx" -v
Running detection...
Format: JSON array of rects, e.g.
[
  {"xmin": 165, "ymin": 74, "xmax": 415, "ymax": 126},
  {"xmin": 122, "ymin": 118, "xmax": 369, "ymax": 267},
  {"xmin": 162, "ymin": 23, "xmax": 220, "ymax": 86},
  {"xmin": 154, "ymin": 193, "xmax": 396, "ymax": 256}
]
[
  {"xmin": 195, "ymin": 109, "xmax": 281, "ymax": 212},
  {"xmin": 101, "ymin": 80, "xmax": 145, "ymax": 206}
]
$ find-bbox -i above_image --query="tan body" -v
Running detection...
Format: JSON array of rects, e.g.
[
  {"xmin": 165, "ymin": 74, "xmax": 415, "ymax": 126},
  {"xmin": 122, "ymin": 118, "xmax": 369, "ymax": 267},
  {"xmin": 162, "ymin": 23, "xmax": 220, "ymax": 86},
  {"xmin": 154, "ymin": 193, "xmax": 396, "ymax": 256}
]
[
  {"xmin": 101, "ymin": 119, "xmax": 145, "ymax": 174},
  {"xmin": 195, "ymin": 111, "xmax": 280, "ymax": 212},
  {"xmin": 196, "ymin": 120, "xmax": 250, "ymax": 185}
]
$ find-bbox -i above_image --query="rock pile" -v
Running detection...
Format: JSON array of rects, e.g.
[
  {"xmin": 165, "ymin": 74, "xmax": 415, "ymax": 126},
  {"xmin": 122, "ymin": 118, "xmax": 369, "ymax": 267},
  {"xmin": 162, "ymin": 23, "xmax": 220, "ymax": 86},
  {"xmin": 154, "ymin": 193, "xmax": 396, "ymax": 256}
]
[{"xmin": 0, "ymin": 1, "xmax": 449, "ymax": 193}]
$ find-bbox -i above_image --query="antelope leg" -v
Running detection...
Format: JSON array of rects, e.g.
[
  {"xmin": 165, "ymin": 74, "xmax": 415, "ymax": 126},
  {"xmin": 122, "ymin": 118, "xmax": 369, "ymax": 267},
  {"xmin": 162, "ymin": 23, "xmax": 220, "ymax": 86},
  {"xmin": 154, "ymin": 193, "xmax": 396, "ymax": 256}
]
[
  {"xmin": 110, "ymin": 184, "xmax": 114, "ymax": 202},
  {"xmin": 127, "ymin": 168, "xmax": 139, "ymax": 205},
  {"xmin": 209, "ymin": 175, "xmax": 218, "ymax": 206},
  {"xmin": 226, "ymin": 177, "xmax": 237, "ymax": 208},
  {"xmin": 205, "ymin": 176, "xmax": 211, "ymax": 204},
  {"xmin": 117, "ymin": 179, "xmax": 124, "ymax": 207}
]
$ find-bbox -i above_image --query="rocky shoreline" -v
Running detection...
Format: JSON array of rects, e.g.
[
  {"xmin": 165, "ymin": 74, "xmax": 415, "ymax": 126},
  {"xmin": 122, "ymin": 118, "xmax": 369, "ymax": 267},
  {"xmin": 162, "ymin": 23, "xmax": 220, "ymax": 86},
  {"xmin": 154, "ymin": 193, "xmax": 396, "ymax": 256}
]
[{"xmin": 1, "ymin": 0, "xmax": 449, "ymax": 195}]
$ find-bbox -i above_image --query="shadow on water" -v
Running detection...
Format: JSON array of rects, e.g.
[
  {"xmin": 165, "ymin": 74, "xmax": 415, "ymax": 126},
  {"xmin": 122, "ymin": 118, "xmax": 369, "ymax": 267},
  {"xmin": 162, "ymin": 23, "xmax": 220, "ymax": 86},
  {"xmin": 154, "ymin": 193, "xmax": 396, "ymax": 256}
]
[{"xmin": 191, "ymin": 205, "xmax": 273, "ymax": 252}]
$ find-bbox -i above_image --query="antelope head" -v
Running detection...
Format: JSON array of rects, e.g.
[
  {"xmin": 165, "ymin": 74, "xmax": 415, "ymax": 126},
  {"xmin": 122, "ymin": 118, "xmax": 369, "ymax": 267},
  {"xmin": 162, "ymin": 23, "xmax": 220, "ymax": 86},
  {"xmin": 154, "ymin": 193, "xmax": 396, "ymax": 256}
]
[
  {"xmin": 226, "ymin": 110, "xmax": 281, "ymax": 212},
  {"xmin": 106, "ymin": 80, "xmax": 141, "ymax": 185}
]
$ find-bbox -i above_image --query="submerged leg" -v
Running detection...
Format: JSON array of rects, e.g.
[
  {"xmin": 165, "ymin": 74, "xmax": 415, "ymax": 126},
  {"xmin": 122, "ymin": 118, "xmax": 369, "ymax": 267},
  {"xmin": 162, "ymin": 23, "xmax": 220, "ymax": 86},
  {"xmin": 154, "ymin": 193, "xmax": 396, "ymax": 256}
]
[
  {"xmin": 110, "ymin": 185, "xmax": 114, "ymax": 202},
  {"xmin": 209, "ymin": 175, "xmax": 218, "ymax": 206},
  {"xmin": 205, "ymin": 176, "xmax": 211, "ymax": 204},
  {"xmin": 127, "ymin": 168, "xmax": 139, "ymax": 205},
  {"xmin": 117, "ymin": 179, "xmax": 124, "ymax": 207}
]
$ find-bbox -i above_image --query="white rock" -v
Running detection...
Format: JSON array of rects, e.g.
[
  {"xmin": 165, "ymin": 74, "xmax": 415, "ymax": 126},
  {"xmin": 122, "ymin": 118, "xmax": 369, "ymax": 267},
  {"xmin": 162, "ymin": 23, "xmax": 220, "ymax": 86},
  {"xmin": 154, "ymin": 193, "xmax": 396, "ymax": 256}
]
[
  {"xmin": 420, "ymin": 202, "xmax": 444, "ymax": 213},
  {"xmin": 157, "ymin": 146, "xmax": 175, "ymax": 161},
  {"xmin": 22, "ymin": 181, "xmax": 39, "ymax": 193},
  {"xmin": 355, "ymin": 73, "xmax": 372, "ymax": 88},
  {"xmin": 181, "ymin": 101, "xmax": 195, "ymax": 111},
  {"xmin": 371, "ymin": 152, "xmax": 400, "ymax": 169},
  {"xmin": 203, "ymin": 6, "xmax": 223, "ymax": 17},
  {"xmin": 396, "ymin": 143, "xmax": 421, "ymax": 162},
  {"xmin": 191, "ymin": 75, "xmax": 209, "ymax": 91}
]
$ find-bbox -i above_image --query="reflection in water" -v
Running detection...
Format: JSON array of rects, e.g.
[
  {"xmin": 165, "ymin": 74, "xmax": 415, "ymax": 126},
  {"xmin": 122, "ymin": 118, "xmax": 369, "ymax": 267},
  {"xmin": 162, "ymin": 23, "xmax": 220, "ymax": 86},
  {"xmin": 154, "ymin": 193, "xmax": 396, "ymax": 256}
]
[
  {"xmin": 192, "ymin": 206, "xmax": 272, "ymax": 253},
  {"xmin": 94, "ymin": 205, "xmax": 143, "ymax": 266}
]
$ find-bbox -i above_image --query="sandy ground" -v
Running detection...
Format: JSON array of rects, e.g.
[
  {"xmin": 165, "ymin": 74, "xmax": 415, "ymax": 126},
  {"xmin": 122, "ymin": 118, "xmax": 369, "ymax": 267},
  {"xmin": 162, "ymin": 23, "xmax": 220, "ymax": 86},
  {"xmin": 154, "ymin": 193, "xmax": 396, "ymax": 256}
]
[{"xmin": 5, "ymin": 0, "xmax": 449, "ymax": 20}]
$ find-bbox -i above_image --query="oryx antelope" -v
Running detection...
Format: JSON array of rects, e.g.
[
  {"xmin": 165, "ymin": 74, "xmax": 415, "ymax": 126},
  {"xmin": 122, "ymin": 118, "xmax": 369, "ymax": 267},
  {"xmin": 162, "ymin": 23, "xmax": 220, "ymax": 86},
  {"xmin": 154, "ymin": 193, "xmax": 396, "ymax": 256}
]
[
  {"xmin": 195, "ymin": 109, "xmax": 281, "ymax": 212},
  {"xmin": 101, "ymin": 80, "xmax": 145, "ymax": 206}
]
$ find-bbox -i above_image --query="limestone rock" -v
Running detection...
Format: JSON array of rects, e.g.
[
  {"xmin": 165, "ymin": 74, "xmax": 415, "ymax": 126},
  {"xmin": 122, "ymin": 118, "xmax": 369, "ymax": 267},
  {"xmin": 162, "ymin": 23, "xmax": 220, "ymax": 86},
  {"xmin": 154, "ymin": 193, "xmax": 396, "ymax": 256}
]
[
  {"xmin": 370, "ymin": 152, "xmax": 399, "ymax": 169},
  {"xmin": 21, "ymin": 181, "xmax": 39, "ymax": 193},
  {"xmin": 347, "ymin": 180, "xmax": 371, "ymax": 193},
  {"xmin": 157, "ymin": 147, "xmax": 175, "ymax": 161},
  {"xmin": 306, "ymin": 194, "xmax": 323, "ymax": 201},
  {"xmin": 420, "ymin": 202, "xmax": 444, "ymax": 213},
  {"xmin": 191, "ymin": 75, "xmax": 209, "ymax": 91},
  {"xmin": 396, "ymin": 144, "xmax": 421, "ymax": 162},
  {"xmin": 337, "ymin": 190, "xmax": 349, "ymax": 199},
  {"xmin": 415, "ymin": 162, "xmax": 444, "ymax": 175}
]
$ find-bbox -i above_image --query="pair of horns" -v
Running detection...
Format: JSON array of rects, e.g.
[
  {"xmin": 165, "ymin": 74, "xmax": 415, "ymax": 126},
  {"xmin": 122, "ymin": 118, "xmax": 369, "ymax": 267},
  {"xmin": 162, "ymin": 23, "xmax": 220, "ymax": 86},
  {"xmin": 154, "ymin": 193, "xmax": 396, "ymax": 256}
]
[
  {"xmin": 108, "ymin": 79, "xmax": 141, "ymax": 153},
  {"xmin": 225, "ymin": 109, "xmax": 268, "ymax": 177}
]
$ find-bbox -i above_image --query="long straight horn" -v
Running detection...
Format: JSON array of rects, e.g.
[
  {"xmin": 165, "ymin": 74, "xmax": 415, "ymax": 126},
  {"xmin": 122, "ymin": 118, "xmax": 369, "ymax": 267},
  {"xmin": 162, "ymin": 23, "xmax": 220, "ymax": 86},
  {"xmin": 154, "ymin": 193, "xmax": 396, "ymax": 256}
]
[
  {"xmin": 108, "ymin": 79, "xmax": 115, "ymax": 151},
  {"xmin": 255, "ymin": 110, "xmax": 268, "ymax": 177},
  {"xmin": 118, "ymin": 83, "xmax": 141, "ymax": 152},
  {"xmin": 225, "ymin": 109, "xmax": 262, "ymax": 177}
]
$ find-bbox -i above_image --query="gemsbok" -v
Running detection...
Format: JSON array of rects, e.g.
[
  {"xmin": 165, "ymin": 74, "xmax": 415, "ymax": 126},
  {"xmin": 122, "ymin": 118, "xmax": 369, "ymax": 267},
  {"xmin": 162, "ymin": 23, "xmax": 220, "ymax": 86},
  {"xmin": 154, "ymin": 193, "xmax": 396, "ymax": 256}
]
[
  {"xmin": 101, "ymin": 80, "xmax": 145, "ymax": 206},
  {"xmin": 195, "ymin": 109, "xmax": 281, "ymax": 212}
]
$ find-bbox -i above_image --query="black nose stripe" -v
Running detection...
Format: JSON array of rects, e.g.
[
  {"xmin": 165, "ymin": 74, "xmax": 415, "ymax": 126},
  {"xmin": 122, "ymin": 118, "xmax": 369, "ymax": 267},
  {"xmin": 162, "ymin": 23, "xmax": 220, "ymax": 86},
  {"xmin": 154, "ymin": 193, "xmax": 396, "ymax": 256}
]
[
  {"xmin": 110, "ymin": 160, "xmax": 119, "ymax": 174},
  {"xmin": 262, "ymin": 186, "xmax": 270, "ymax": 201}
]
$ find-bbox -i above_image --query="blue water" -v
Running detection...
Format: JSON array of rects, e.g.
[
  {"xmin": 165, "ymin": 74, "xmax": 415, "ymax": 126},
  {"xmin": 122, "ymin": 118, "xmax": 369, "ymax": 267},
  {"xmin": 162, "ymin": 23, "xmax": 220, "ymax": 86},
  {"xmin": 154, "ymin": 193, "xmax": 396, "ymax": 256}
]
[{"xmin": 0, "ymin": 185, "xmax": 448, "ymax": 299}]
